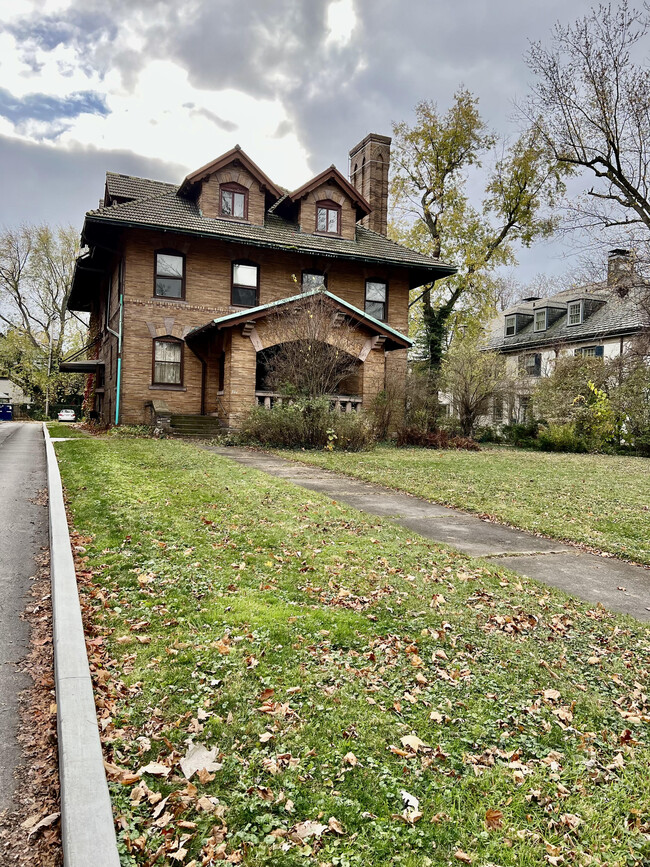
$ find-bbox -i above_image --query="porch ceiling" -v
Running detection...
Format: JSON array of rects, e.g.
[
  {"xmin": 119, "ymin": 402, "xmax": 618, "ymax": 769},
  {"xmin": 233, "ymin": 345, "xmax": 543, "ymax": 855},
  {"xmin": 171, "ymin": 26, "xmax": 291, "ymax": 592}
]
[{"xmin": 185, "ymin": 289, "xmax": 413, "ymax": 350}]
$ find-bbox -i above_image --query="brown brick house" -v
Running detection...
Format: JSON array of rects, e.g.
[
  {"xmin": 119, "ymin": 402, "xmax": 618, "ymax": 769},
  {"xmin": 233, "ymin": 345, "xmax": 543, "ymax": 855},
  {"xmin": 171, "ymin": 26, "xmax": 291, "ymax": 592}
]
[{"xmin": 65, "ymin": 133, "xmax": 454, "ymax": 429}]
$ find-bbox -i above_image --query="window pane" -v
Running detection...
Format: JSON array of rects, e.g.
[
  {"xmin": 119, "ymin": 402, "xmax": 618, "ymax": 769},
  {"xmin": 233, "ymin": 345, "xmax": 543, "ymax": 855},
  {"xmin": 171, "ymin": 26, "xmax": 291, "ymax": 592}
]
[
  {"xmin": 233, "ymin": 264, "xmax": 258, "ymax": 287},
  {"xmin": 156, "ymin": 253, "xmax": 183, "ymax": 278},
  {"xmin": 221, "ymin": 190, "xmax": 233, "ymax": 216},
  {"xmin": 302, "ymin": 272, "xmax": 326, "ymax": 290},
  {"xmin": 154, "ymin": 362, "xmax": 181, "ymax": 384},
  {"xmin": 328, "ymin": 209, "xmax": 338, "ymax": 232},
  {"xmin": 317, "ymin": 208, "xmax": 327, "ymax": 231},
  {"xmin": 233, "ymin": 192, "xmax": 245, "ymax": 218},
  {"xmin": 366, "ymin": 281, "xmax": 387, "ymax": 301},
  {"xmin": 365, "ymin": 300, "xmax": 385, "ymax": 320},
  {"xmin": 534, "ymin": 310, "xmax": 546, "ymax": 330},
  {"xmin": 505, "ymin": 316, "xmax": 516, "ymax": 335},
  {"xmin": 155, "ymin": 277, "xmax": 182, "ymax": 298},
  {"xmin": 155, "ymin": 341, "xmax": 181, "ymax": 363},
  {"xmin": 568, "ymin": 303, "xmax": 581, "ymax": 324},
  {"xmin": 232, "ymin": 285, "xmax": 257, "ymax": 307}
]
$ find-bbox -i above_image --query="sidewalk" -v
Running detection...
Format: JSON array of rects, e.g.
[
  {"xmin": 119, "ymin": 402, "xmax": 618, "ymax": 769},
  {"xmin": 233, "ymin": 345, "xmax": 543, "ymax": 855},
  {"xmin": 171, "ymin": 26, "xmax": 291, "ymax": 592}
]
[{"xmin": 210, "ymin": 447, "xmax": 650, "ymax": 622}]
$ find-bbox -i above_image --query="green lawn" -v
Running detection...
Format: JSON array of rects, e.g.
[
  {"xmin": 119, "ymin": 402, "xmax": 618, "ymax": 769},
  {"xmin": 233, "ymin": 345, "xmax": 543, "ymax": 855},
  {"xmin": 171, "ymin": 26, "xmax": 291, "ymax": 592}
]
[
  {"xmin": 56, "ymin": 438, "xmax": 650, "ymax": 866},
  {"xmin": 272, "ymin": 445, "xmax": 650, "ymax": 565},
  {"xmin": 46, "ymin": 421, "xmax": 90, "ymax": 438}
]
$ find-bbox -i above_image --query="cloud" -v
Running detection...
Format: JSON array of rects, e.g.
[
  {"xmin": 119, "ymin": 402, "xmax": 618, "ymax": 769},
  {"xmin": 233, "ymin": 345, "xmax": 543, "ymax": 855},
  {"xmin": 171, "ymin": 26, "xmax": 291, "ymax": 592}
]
[{"xmin": 0, "ymin": 87, "xmax": 107, "ymax": 125}]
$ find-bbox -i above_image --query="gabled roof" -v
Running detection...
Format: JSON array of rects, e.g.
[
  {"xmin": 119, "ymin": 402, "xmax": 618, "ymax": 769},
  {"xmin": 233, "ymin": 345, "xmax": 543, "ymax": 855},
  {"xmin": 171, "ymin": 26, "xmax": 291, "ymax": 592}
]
[
  {"xmin": 485, "ymin": 286, "xmax": 645, "ymax": 352},
  {"xmin": 287, "ymin": 165, "xmax": 371, "ymax": 218},
  {"xmin": 80, "ymin": 192, "xmax": 455, "ymax": 286},
  {"xmin": 177, "ymin": 145, "xmax": 284, "ymax": 199},
  {"xmin": 186, "ymin": 289, "xmax": 413, "ymax": 350}
]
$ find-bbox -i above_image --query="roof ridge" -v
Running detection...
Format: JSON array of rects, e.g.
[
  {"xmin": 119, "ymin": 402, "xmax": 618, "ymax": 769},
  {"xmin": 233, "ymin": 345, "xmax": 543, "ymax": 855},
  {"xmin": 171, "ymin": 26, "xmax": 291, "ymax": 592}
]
[
  {"xmin": 105, "ymin": 171, "xmax": 179, "ymax": 189},
  {"xmin": 89, "ymin": 189, "xmax": 178, "ymax": 216}
]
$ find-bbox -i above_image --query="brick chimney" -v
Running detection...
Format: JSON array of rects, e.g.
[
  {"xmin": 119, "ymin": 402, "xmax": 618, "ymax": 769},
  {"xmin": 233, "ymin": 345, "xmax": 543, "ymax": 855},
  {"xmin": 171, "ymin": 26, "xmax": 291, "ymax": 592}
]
[
  {"xmin": 607, "ymin": 248, "xmax": 635, "ymax": 290},
  {"xmin": 349, "ymin": 133, "xmax": 391, "ymax": 235}
]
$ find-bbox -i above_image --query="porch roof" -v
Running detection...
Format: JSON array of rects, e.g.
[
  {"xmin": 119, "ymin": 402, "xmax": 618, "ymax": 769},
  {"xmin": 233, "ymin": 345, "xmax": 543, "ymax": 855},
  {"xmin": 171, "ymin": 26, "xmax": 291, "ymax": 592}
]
[{"xmin": 186, "ymin": 289, "xmax": 413, "ymax": 350}]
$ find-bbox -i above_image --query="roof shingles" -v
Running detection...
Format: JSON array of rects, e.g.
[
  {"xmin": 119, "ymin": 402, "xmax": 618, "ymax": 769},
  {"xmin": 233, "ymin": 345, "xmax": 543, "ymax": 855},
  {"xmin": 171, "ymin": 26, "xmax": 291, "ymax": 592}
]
[{"xmin": 88, "ymin": 174, "xmax": 454, "ymax": 277}]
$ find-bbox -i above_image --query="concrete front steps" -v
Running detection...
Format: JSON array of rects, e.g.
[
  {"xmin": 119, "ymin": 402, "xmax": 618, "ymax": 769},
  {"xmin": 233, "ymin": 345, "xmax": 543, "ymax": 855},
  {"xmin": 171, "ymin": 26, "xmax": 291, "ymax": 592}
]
[{"xmin": 169, "ymin": 414, "xmax": 224, "ymax": 437}]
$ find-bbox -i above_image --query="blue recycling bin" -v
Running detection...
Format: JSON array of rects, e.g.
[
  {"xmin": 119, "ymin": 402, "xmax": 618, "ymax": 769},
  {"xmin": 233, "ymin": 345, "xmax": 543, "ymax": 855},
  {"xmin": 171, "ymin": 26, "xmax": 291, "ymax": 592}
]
[{"xmin": 0, "ymin": 404, "xmax": 13, "ymax": 420}]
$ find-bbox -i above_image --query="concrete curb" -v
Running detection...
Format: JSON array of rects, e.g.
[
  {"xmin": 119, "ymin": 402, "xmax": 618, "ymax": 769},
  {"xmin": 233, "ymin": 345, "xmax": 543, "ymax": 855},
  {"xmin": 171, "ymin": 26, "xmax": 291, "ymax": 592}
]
[{"xmin": 43, "ymin": 423, "xmax": 120, "ymax": 867}]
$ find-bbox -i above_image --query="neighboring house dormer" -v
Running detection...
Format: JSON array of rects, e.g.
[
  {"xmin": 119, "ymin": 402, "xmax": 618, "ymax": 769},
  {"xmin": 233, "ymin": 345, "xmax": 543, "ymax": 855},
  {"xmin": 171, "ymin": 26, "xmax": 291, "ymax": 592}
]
[
  {"xmin": 283, "ymin": 166, "xmax": 371, "ymax": 241},
  {"xmin": 177, "ymin": 146, "xmax": 283, "ymax": 226}
]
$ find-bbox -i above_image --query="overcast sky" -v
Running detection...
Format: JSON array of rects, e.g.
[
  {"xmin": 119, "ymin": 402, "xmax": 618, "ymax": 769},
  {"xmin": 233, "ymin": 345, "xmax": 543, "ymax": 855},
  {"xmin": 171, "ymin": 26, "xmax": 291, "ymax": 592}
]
[{"xmin": 0, "ymin": 0, "xmax": 601, "ymax": 282}]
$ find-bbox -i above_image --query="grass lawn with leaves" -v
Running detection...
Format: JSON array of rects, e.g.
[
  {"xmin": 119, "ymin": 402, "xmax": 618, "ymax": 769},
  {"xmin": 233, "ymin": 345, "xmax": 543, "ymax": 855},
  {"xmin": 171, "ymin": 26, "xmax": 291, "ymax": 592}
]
[
  {"xmin": 55, "ymin": 437, "xmax": 650, "ymax": 866},
  {"xmin": 46, "ymin": 421, "xmax": 90, "ymax": 438},
  {"xmin": 273, "ymin": 445, "xmax": 650, "ymax": 565}
]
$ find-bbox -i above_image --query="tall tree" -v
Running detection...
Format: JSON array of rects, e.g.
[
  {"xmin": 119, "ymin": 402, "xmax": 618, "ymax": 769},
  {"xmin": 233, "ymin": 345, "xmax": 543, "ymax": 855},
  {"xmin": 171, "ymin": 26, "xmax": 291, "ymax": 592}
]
[
  {"xmin": 0, "ymin": 224, "xmax": 84, "ymax": 405},
  {"xmin": 391, "ymin": 91, "xmax": 566, "ymax": 371},
  {"xmin": 525, "ymin": 2, "xmax": 650, "ymax": 244}
]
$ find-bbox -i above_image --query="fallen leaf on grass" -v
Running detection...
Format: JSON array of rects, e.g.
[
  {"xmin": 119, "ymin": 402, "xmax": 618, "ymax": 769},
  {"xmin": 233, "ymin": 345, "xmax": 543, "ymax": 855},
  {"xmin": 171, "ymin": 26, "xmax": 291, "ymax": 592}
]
[
  {"xmin": 400, "ymin": 735, "xmax": 429, "ymax": 753},
  {"xmin": 180, "ymin": 743, "xmax": 222, "ymax": 780},
  {"xmin": 291, "ymin": 820, "xmax": 329, "ymax": 841},
  {"xmin": 485, "ymin": 808, "xmax": 503, "ymax": 829},
  {"xmin": 328, "ymin": 817, "xmax": 345, "ymax": 835},
  {"xmin": 139, "ymin": 761, "xmax": 171, "ymax": 778},
  {"xmin": 343, "ymin": 752, "xmax": 358, "ymax": 766},
  {"xmin": 454, "ymin": 851, "xmax": 473, "ymax": 864}
]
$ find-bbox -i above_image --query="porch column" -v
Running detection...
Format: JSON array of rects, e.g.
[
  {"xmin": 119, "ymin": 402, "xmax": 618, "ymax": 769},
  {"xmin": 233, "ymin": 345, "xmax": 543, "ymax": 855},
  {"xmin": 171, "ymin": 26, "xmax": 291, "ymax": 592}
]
[{"xmin": 226, "ymin": 331, "xmax": 257, "ymax": 428}]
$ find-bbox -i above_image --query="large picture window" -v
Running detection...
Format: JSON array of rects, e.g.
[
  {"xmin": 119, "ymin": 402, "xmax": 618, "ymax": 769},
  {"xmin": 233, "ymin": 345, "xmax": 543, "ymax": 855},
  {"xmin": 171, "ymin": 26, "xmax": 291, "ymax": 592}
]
[
  {"xmin": 315, "ymin": 200, "xmax": 341, "ymax": 234},
  {"xmin": 231, "ymin": 261, "xmax": 259, "ymax": 307},
  {"xmin": 152, "ymin": 338, "xmax": 183, "ymax": 385},
  {"xmin": 365, "ymin": 279, "xmax": 387, "ymax": 321},
  {"xmin": 220, "ymin": 183, "xmax": 248, "ymax": 220},
  {"xmin": 154, "ymin": 251, "xmax": 185, "ymax": 299}
]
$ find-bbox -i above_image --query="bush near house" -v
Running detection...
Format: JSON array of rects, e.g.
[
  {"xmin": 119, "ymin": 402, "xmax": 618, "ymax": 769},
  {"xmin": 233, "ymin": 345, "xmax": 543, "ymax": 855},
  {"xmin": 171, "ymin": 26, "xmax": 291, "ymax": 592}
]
[{"xmin": 241, "ymin": 398, "xmax": 374, "ymax": 451}]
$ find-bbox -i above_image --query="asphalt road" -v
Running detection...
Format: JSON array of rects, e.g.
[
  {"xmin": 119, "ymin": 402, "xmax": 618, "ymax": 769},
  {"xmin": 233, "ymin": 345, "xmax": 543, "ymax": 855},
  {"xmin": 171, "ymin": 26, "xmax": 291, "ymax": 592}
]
[{"xmin": 0, "ymin": 422, "xmax": 48, "ymax": 814}]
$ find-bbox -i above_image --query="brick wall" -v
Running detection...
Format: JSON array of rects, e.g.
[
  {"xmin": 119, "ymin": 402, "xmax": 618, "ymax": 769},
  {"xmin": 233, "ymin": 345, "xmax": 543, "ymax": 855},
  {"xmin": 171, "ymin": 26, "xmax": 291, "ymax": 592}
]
[{"xmin": 107, "ymin": 229, "xmax": 411, "ymax": 426}]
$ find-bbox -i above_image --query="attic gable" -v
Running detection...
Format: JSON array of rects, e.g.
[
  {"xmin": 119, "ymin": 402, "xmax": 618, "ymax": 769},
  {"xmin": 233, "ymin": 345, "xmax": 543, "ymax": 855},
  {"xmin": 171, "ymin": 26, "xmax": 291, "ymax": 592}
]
[
  {"xmin": 177, "ymin": 146, "xmax": 283, "ymax": 200},
  {"xmin": 279, "ymin": 165, "xmax": 371, "ymax": 241}
]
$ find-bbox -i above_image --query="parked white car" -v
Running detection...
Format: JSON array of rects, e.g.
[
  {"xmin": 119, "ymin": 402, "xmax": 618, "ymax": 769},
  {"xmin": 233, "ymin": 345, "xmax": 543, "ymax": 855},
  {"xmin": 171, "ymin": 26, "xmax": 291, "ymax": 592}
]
[{"xmin": 57, "ymin": 409, "xmax": 76, "ymax": 422}]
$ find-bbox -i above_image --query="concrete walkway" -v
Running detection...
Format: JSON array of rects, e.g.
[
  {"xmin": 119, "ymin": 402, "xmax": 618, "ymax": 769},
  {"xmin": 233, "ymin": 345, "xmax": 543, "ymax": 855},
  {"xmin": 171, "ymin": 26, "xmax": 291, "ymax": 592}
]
[
  {"xmin": 211, "ymin": 447, "xmax": 650, "ymax": 622},
  {"xmin": 0, "ymin": 422, "xmax": 48, "ymax": 813}
]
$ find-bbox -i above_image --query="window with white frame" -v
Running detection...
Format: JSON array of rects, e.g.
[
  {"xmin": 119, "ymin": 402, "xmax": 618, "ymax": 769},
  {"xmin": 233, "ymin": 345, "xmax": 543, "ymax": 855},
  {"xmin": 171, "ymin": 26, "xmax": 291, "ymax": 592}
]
[
  {"xmin": 534, "ymin": 309, "xmax": 547, "ymax": 332},
  {"xmin": 567, "ymin": 301, "xmax": 582, "ymax": 325},
  {"xmin": 574, "ymin": 345, "xmax": 604, "ymax": 358},
  {"xmin": 505, "ymin": 315, "xmax": 516, "ymax": 336}
]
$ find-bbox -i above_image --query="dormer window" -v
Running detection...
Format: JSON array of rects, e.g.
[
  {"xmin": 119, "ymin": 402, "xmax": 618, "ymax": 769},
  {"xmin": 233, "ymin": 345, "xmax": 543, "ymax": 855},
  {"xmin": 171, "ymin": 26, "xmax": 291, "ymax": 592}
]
[
  {"xmin": 505, "ymin": 315, "xmax": 516, "ymax": 336},
  {"xmin": 567, "ymin": 301, "xmax": 582, "ymax": 325},
  {"xmin": 316, "ymin": 200, "xmax": 341, "ymax": 235},
  {"xmin": 220, "ymin": 183, "xmax": 248, "ymax": 220},
  {"xmin": 534, "ymin": 309, "xmax": 547, "ymax": 332}
]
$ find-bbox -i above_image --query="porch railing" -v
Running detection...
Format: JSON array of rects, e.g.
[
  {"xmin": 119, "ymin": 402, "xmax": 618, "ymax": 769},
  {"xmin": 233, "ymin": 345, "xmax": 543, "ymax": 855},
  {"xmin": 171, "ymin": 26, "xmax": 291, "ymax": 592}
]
[{"xmin": 255, "ymin": 391, "xmax": 362, "ymax": 413}]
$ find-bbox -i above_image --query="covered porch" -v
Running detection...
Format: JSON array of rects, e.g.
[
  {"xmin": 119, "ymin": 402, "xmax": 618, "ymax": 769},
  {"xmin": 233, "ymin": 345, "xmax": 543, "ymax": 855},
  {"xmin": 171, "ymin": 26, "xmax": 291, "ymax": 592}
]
[{"xmin": 185, "ymin": 289, "xmax": 412, "ymax": 430}]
